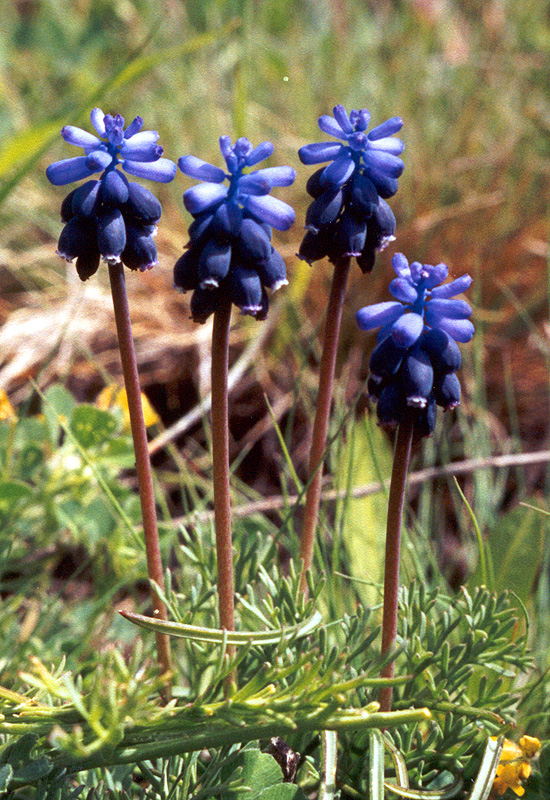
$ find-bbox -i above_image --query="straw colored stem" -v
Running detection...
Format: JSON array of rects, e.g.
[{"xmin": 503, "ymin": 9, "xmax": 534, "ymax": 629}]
[
  {"xmin": 299, "ymin": 257, "xmax": 351, "ymax": 592},
  {"xmin": 378, "ymin": 415, "xmax": 414, "ymax": 713},
  {"xmin": 108, "ymin": 263, "xmax": 171, "ymax": 693}
]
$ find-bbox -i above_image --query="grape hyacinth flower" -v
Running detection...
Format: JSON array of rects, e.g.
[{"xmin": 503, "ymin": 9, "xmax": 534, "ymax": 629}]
[
  {"xmin": 174, "ymin": 136, "xmax": 296, "ymax": 323},
  {"xmin": 47, "ymin": 108, "xmax": 177, "ymax": 280},
  {"xmin": 47, "ymin": 109, "xmax": 177, "ymax": 690},
  {"xmin": 298, "ymin": 105, "xmax": 404, "ymax": 271},
  {"xmin": 355, "ymin": 253, "xmax": 473, "ymax": 713},
  {"xmin": 297, "ymin": 106, "xmax": 404, "ymax": 591},
  {"xmin": 356, "ymin": 252, "xmax": 474, "ymax": 437}
]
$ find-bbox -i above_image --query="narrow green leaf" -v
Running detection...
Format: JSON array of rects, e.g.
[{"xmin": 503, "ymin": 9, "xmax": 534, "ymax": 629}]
[{"xmin": 119, "ymin": 609, "xmax": 323, "ymax": 645}]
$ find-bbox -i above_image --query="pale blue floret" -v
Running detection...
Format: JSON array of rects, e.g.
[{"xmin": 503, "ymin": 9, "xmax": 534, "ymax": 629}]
[
  {"xmin": 178, "ymin": 136, "xmax": 296, "ymax": 231},
  {"xmin": 46, "ymin": 108, "xmax": 177, "ymax": 186},
  {"xmin": 298, "ymin": 105, "xmax": 404, "ymax": 193},
  {"xmin": 356, "ymin": 253, "xmax": 474, "ymax": 347}
]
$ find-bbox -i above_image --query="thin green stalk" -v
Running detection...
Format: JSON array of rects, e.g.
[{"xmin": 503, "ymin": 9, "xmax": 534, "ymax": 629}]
[
  {"xmin": 211, "ymin": 298, "xmax": 236, "ymax": 696},
  {"xmin": 378, "ymin": 415, "xmax": 414, "ymax": 713},
  {"xmin": 299, "ymin": 257, "xmax": 351, "ymax": 592},
  {"xmin": 108, "ymin": 263, "xmax": 171, "ymax": 693}
]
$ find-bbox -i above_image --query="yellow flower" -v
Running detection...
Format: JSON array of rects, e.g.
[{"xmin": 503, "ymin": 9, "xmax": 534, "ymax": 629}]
[
  {"xmin": 96, "ymin": 385, "xmax": 160, "ymax": 431},
  {"xmin": 489, "ymin": 736, "xmax": 541, "ymax": 798},
  {"xmin": 0, "ymin": 389, "xmax": 16, "ymax": 421}
]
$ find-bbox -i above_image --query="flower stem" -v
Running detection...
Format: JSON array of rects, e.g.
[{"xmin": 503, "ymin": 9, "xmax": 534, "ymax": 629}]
[
  {"xmin": 108, "ymin": 263, "xmax": 171, "ymax": 694},
  {"xmin": 378, "ymin": 414, "xmax": 414, "ymax": 713},
  {"xmin": 211, "ymin": 298, "xmax": 236, "ymax": 696},
  {"xmin": 299, "ymin": 257, "xmax": 351, "ymax": 593}
]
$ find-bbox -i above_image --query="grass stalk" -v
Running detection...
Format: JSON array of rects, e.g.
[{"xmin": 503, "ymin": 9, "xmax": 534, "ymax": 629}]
[
  {"xmin": 211, "ymin": 298, "xmax": 237, "ymax": 696},
  {"xmin": 378, "ymin": 414, "xmax": 414, "ymax": 713},
  {"xmin": 299, "ymin": 257, "xmax": 351, "ymax": 592},
  {"xmin": 108, "ymin": 263, "xmax": 172, "ymax": 694}
]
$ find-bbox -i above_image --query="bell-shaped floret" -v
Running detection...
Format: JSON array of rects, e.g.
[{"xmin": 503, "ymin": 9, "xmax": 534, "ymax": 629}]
[
  {"xmin": 369, "ymin": 335, "xmax": 406, "ymax": 379},
  {"xmin": 174, "ymin": 247, "xmax": 199, "ymax": 292},
  {"xmin": 402, "ymin": 345, "xmax": 434, "ymax": 407},
  {"xmin": 235, "ymin": 218, "xmax": 272, "ymax": 268},
  {"xmin": 421, "ymin": 328, "xmax": 462, "ymax": 373},
  {"xmin": 365, "ymin": 167, "xmax": 399, "ymax": 199},
  {"xmin": 229, "ymin": 266, "xmax": 263, "ymax": 316},
  {"xmin": 75, "ymin": 247, "xmax": 101, "ymax": 281},
  {"xmin": 71, "ymin": 180, "xmax": 101, "ymax": 218},
  {"xmin": 123, "ymin": 182, "xmax": 162, "ymax": 224},
  {"xmin": 57, "ymin": 217, "xmax": 98, "ymax": 262},
  {"xmin": 191, "ymin": 285, "xmax": 220, "ymax": 323},
  {"xmin": 377, "ymin": 383, "xmax": 403, "ymax": 428},
  {"xmin": 320, "ymin": 154, "xmax": 356, "ymax": 190},
  {"xmin": 211, "ymin": 202, "xmax": 243, "ymax": 238},
  {"xmin": 389, "ymin": 312, "xmax": 424, "ymax": 348},
  {"xmin": 349, "ymin": 173, "xmax": 379, "ymax": 218},
  {"xmin": 198, "ymin": 240, "xmax": 232, "ymax": 289},
  {"xmin": 97, "ymin": 208, "xmax": 126, "ymax": 263},
  {"xmin": 414, "ymin": 394, "xmax": 437, "ymax": 438},
  {"xmin": 332, "ymin": 213, "xmax": 367, "ymax": 258},
  {"xmin": 434, "ymin": 371, "xmax": 461, "ymax": 409},
  {"xmin": 305, "ymin": 188, "xmax": 344, "ymax": 233},
  {"xmin": 257, "ymin": 248, "xmax": 287, "ymax": 292},
  {"xmin": 100, "ymin": 169, "xmax": 129, "ymax": 207},
  {"xmin": 121, "ymin": 225, "xmax": 158, "ymax": 271},
  {"xmin": 298, "ymin": 228, "xmax": 330, "ymax": 265}
]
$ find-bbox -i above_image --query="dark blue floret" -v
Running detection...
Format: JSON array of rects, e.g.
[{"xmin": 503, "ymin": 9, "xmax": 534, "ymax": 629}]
[
  {"xmin": 47, "ymin": 108, "xmax": 176, "ymax": 279},
  {"xmin": 175, "ymin": 136, "xmax": 295, "ymax": 322},
  {"xmin": 298, "ymin": 105, "xmax": 403, "ymax": 270},
  {"xmin": 359, "ymin": 253, "xmax": 474, "ymax": 436}
]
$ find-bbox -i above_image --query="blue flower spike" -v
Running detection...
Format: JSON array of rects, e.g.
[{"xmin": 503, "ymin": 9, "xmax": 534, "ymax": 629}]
[
  {"xmin": 47, "ymin": 108, "xmax": 177, "ymax": 280},
  {"xmin": 174, "ymin": 136, "xmax": 296, "ymax": 323},
  {"xmin": 298, "ymin": 105, "xmax": 404, "ymax": 272},
  {"xmin": 356, "ymin": 253, "xmax": 474, "ymax": 436}
]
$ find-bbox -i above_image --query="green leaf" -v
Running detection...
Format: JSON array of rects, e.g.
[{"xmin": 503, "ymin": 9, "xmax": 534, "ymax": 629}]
[
  {"xmin": 70, "ymin": 405, "xmax": 119, "ymax": 449},
  {"xmin": 480, "ymin": 503, "xmax": 544, "ymax": 601},
  {"xmin": 227, "ymin": 748, "xmax": 283, "ymax": 799},
  {"xmin": 42, "ymin": 384, "xmax": 76, "ymax": 443},
  {"xmin": 259, "ymin": 785, "xmax": 307, "ymax": 799},
  {"xmin": 337, "ymin": 416, "xmax": 392, "ymax": 605},
  {"xmin": 119, "ymin": 609, "xmax": 323, "ymax": 645},
  {"xmin": 0, "ymin": 479, "xmax": 32, "ymax": 518}
]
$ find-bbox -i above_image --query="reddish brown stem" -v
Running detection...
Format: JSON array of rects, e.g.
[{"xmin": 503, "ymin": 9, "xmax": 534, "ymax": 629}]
[
  {"xmin": 299, "ymin": 257, "xmax": 351, "ymax": 593},
  {"xmin": 378, "ymin": 415, "xmax": 414, "ymax": 713},
  {"xmin": 108, "ymin": 263, "xmax": 171, "ymax": 694},
  {"xmin": 211, "ymin": 298, "xmax": 236, "ymax": 696}
]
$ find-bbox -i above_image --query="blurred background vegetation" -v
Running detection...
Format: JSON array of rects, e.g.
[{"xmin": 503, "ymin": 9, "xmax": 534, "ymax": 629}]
[{"xmin": 2, "ymin": 0, "xmax": 550, "ymax": 754}]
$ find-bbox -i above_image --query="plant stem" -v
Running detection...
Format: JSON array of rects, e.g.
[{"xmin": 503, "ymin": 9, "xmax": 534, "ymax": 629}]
[
  {"xmin": 299, "ymin": 257, "xmax": 351, "ymax": 593},
  {"xmin": 108, "ymin": 263, "xmax": 171, "ymax": 692},
  {"xmin": 211, "ymin": 298, "xmax": 236, "ymax": 696},
  {"xmin": 378, "ymin": 415, "xmax": 414, "ymax": 713}
]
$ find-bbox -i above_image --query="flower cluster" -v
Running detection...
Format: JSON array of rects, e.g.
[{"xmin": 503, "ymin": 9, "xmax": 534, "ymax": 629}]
[
  {"xmin": 356, "ymin": 253, "xmax": 474, "ymax": 436},
  {"xmin": 174, "ymin": 136, "xmax": 296, "ymax": 323},
  {"xmin": 46, "ymin": 109, "xmax": 176, "ymax": 280},
  {"xmin": 490, "ymin": 736, "xmax": 541, "ymax": 798},
  {"xmin": 298, "ymin": 105, "xmax": 404, "ymax": 272}
]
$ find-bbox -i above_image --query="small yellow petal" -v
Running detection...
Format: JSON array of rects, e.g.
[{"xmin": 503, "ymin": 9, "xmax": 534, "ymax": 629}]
[
  {"xmin": 0, "ymin": 389, "xmax": 16, "ymax": 421},
  {"xmin": 519, "ymin": 735, "xmax": 541, "ymax": 758},
  {"xmin": 96, "ymin": 385, "xmax": 160, "ymax": 431}
]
